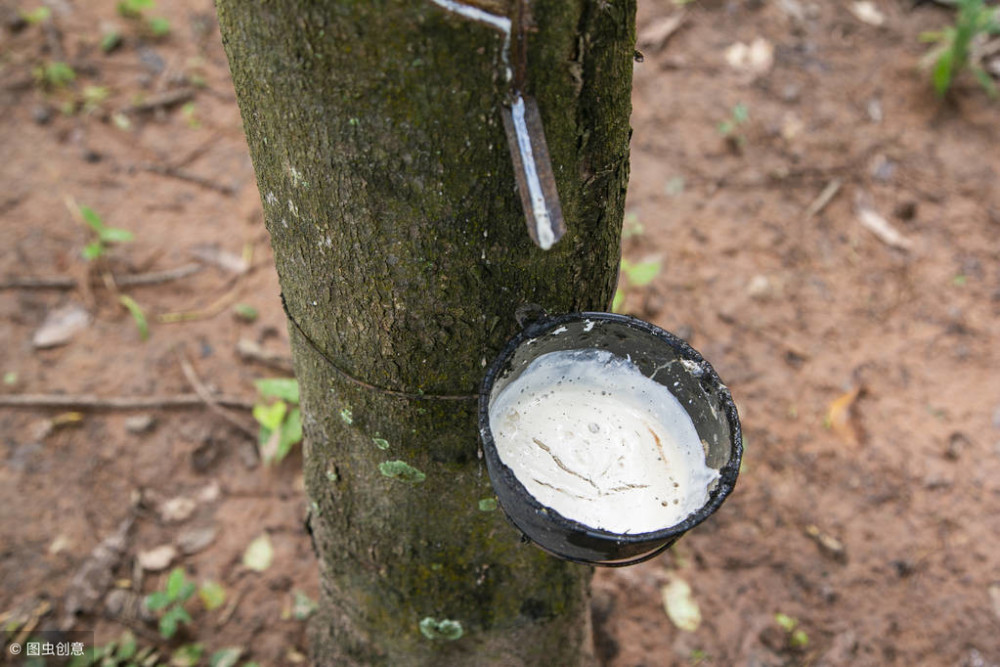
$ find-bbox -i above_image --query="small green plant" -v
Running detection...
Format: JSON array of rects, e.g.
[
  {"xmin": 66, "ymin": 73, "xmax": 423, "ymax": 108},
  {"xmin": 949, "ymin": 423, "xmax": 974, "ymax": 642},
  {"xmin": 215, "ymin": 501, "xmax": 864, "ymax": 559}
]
[
  {"xmin": 34, "ymin": 61, "xmax": 76, "ymax": 88},
  {"xmin": 289, "ymin": 590, "xmax": 318, "ymax": 620},
  {"xmin": 621, "ymin": 212, "xmax": 645, "ymax": 240},
  {"xmin": 921, "ymin": 0, "xmax": 1000, "ymax": 98},
  {"xmin": 80, "ymin": 205, "xmax": 133, "ymax": 260},
  {"xmin": 116, "ymin": 0, "xmax": 152, "ymax": 17},
  {"xmin": 20, "ymin": 6, "xmax": 51, "ymax": 24},
  {"xmin": 419, "ymin": 617, "xmax": 464, "ymax": 641},
  {"xmin": 612, "ymin": 257, "xmax": 661, "ymax": 313},
  {"xmin": 774, "ymin": 612, "xmax": 810, "ymax": 649},
  {"xmin": 146, "ymin": 567, "xmax": 196, "ymax": 639},
  {"xmin": 252, "ymin": 378, "xmax": 303, "ymax": 465},
  {"xmin": 718, "ymin": 102, "xmax": 749, "ymax": 147},
  {"xmin": 67, "ymin": 630, "xmax": 163, "ymax": 667},
  {"xmin": 170, "ymin": 644, "xmax": 204, "ymax": 667},
  {"xmin": 117, "ymin": 0, "xmax": 170, "ymax": 38},
  {"xmin": 101, "ymin": 29, "xmax": 124, "ymax": 53},
  {"xmin": 118, "ymin": 295, "xmax": 150, "ymax": 341},
  {"xmin": 232, "ymin": 303, "xmax": 258, "ymax": 322},
  {"xmin": 181, "ymin": 102, "xmax": 201, "ymax": 129},
  {"xmin": 81, "ymin": 85, "xmax": 110, "ymax": 114}
]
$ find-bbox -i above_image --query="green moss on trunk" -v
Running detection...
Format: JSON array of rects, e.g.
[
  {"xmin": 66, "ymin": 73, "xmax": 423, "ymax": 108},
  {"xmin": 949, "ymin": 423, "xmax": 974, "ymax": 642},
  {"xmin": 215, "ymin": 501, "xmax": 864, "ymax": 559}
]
[{"xmin": 216, "ymin": 0, "xmax": 634, "ymax": 663}]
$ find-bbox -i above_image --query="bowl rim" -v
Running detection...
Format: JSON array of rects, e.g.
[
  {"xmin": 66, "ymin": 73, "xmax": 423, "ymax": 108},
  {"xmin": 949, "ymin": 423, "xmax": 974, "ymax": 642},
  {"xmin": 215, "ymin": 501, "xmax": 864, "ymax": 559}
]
[{"xmin": 478, "ymin": 311, "xmax": 743, "ymax": 555}]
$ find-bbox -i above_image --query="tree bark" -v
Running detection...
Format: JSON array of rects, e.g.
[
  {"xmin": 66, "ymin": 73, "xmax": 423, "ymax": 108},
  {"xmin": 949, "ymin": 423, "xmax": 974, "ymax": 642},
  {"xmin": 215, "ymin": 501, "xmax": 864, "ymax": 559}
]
[{"xmin": 216, "ymin": 1, "xmax": 635, "ymax": 664}]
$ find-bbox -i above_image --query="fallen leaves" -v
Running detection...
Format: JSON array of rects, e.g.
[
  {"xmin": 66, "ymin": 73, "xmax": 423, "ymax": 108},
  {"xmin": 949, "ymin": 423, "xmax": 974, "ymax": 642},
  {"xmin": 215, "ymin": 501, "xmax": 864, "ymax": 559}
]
[
  {"xmin": 989, "ymin": 583, "xmax": 1000, "ymax": 623},
  {"xmin": 661, "ymin": 575, "xmax": 702, "ymax": 632},
  {"xmin": 160, "ymin": 496, "xmax": 198, "ymax": 523},
  {"xmin": 138, "ymin": 544, "xmax": 178, "ymax": 572},
  {"xmin": 849, "ymin": 1, "xmax": 886, "ymax": 27},
  {"xmin": 805, "ymin": 525, "xmax": 848, "ymax": 564},
  {"xmin": 725, "ymin": 37, "xmax": 774, "ymax": 79},
  {"xmin": 825, "ymin": 386, "xmax": 864, "ymax": 446},
  {"xmin": 243, "ymin": 533, "xmax": 274, "ymax": 572},
  {"xmin": 32, "ymin": 303, "xmax": 91, "ymax": 348},
  {"xmin": 855, "ymin": 191, "xmax": 915, "ymax": 251}
]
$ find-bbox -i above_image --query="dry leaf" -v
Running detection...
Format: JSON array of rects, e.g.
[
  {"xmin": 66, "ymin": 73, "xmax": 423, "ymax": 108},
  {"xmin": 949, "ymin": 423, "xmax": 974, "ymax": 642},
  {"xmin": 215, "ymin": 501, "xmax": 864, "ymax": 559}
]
[
  {"xmin": 190, "ymin": 244, "xmax": 248, "ymax": 274},
  {"xmin": 33, "ymin": 303, "xmax": 91, "ymax": 348},
  {"xmin": 855, "ymin": 192, "xmax": 914, "ymax": 251},
  {"xmin": 805, "ymin": 524, "xmax": 848, "ymax": 563},
  {"xmin": 159, "ymin": 496, "xmax": 198, "ymax": 523},
  {"xmin": 724, "ymin": 37, "xmax": 774, "ymax": 78},
  {"xmin": 826, "ymin": 386, "xmax": 862, "ymax": 445},
  {"xmin": 637, "ymin": 13, "xmax": 687, "ymax": 52},
  {"xmin": 661, "ymin": 576, "xmax": 702, "ymax": 632},
  {"xmin": 849, "ymin": 1, "xmax": 885, "ymax": 27},
  {"xmin": 177, "ymin": 525, "xmax": 218, "ymax": 555},
  {"xmin": 243, "ymin": 533, "xmax": 274, "ymax": 572},
  {"xmin": 781, "ymin": 112, "xmax": 805, "ymax": 142},
  {"xmin": 197, "ymin": 481, "xmax": 221, "ymax": 503},
  {"xmin": 137, "ymin": 544, "xmax": 177, "ymax": 572},
  {"xmin": 989, "ymin": 583, "xmax": 1000, "ymax": 622},
  {"xmin": 49, "ymin": 534, "xmax": 73, "ymax": 555}
]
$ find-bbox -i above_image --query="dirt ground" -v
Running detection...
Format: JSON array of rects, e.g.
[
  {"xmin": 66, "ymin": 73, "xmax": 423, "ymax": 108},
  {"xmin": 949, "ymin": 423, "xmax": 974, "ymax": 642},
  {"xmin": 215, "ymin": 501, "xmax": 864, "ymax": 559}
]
[{"xmin": 2, "ymin": 0, "xmax": 999, "ymax": 665}]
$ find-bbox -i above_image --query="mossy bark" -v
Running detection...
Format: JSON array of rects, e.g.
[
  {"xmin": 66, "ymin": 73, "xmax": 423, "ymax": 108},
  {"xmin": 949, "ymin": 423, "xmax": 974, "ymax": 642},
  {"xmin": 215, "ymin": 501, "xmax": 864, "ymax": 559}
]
[{"xmin": 216, "ymin": 1, "xmax": 635, "ymax": 664}]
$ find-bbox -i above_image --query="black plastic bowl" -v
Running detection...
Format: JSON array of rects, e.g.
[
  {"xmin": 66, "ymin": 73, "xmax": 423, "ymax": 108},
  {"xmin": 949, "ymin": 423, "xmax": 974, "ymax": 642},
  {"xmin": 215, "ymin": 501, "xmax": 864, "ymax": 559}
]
[{"xmin": 478, "ymin": 312, "xmax": 742, "ymax": 566}]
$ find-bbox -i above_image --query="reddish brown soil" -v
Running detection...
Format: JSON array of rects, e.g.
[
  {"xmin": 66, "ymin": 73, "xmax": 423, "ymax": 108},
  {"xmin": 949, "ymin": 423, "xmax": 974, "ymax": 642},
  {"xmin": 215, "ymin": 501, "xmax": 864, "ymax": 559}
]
[{"xmin": 2, "ymin": 1, "xmax": 999, "ymax": 665}]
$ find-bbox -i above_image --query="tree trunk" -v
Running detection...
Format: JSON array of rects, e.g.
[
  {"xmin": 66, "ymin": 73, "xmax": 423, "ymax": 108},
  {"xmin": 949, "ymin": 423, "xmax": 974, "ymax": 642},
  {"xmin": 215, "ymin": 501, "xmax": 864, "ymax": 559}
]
[{"xmin": 216, "ymin": 1, "xmax": 635, "ymax": 664}]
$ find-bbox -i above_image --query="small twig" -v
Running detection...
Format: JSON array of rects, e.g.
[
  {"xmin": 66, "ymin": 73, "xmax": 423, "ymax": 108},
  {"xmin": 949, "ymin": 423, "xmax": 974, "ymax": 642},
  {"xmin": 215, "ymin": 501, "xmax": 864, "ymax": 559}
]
[
  {"xmin": 0, "ymin": 394, "xmax": 254, "ymax": 410},
  {"xmin": 141, "ymin": 163, "xmax": 235, "ymax": 196},
  {"xmin": 0, "ymin": 276, "xmax": 77, "ymax": 290},
  {"xmin": 804, "ymin": 178, "xmax": 843, "ymax": 219},
  {"xmin": 216, "ymin": 589, "xmax": 244, "ymax": 629},
  {"xmin": 158, "ymin": 283, "xmax": 244, "ymax": 323},
  {"xmin": 121, "ymin": 87, "xmax": 196, "ymax": 114},
  {"xmin": 854, "ymin": 189, "xmax": 914, "ymax": 251},
  {"xmin": 117, "ymin": 263, "xmax": 204, "ymax": 287},
  {"xmin": 62, "ymin": 196, "xmax": 97, "ymax": 309},
  {"xmin": 236, "ymin": 339, "xmax": 294, "ymax": 373},
  {"xmin": 0, "ymin": 264, "xmax": 204, "ymax": 291},
  {"xmin": 171, "ymin": 130, "xmax": 226, "ymax": 169},
  {"xmin": 178, "ymin": 354, "xmax": 259, "ymax": 440}
]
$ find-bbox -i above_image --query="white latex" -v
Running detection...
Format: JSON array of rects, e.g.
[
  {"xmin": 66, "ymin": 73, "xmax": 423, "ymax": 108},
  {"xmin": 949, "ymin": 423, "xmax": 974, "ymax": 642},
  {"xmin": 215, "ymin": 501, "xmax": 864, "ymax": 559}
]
[{"xmin": 489, "ymin": 349, "xmax": 718, "ymax": 534}]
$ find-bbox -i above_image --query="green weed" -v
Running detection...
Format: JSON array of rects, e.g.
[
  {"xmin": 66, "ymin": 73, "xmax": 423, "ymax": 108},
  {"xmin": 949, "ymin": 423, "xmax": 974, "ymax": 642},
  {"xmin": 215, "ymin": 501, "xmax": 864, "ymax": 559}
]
[
  {"xmin": 118, "ymin": 295, "xmax": 149, "ymax": 341},
  {"xmin": 718, "ymin": 102, "xmax": 749, "ymax": 148},
  {"xmin": 774, "ymin": 612, "xmax": 810, "ymax": 649},
  {"xmin": 622, "ymin": 212, "xmax": 645, "ymax": 239},
  {"xmin": 20, "ymin": 6, "xmax": 51, "ymax": 24},
  {"xmin": 81, "ymin": 85, "xmax": 110, "ymax": 115},
  {"xmin": 232, "ymin": 303, "xmax": 259, "ymax": 322},
  {"xmin": 116, "ymin": 0, "xmax": 170, "ymax": 38},
  {"xmin": 34, "ymin": 61, "xmax": 76, "ymax": 88},
  {"xmin": 612, "ymin": 256, "xmax": 662, "ymax": 313},
  {"xmin": 79, "ymin": 205, "xmax": 133, "ymax": 260},
  {"xmin": 252, "ymin": 378, "xmax": 303, "ymax": 465},
  {"xmin": 181, "ymin": 102, "xmax": 201, "ymax": 129},
  {"xmin": 146, "ymin": 567, "xmax": 196, "ymax": 639},
  {"xmin": 921, "ymin": 0, "xmax": 1000, "ymax": 98},
  {"xmin": 67, "ymin": 630, "xmax": 160, "ymax": 667}
]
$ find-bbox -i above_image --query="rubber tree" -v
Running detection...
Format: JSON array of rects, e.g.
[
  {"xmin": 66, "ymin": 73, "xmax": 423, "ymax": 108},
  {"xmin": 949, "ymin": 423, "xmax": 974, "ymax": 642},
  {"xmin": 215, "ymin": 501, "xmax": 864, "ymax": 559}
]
[{"xmin": 216, "ymin": 1, "xmax": 635, "ymax": 664}]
